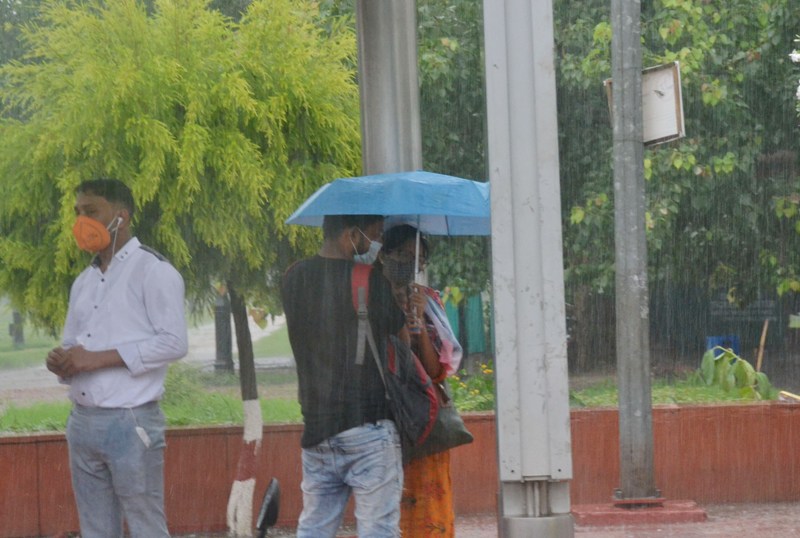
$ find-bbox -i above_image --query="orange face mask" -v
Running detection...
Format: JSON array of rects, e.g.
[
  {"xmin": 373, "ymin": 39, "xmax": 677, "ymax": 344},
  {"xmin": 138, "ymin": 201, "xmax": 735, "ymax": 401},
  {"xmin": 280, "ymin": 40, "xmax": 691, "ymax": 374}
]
[{"xmin": 72, "ymin": 215, "xmax": 113, "ymax": 252}]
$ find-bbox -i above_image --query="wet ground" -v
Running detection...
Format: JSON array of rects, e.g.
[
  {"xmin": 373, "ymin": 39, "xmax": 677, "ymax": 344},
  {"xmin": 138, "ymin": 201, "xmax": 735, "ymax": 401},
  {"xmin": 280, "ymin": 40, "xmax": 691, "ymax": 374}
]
[
  {"xmin": 573, "ymin": 502, "xmax": 800, "ymax": 537},
  {"xmin": 175, "ymin": 502, "xmax": 800, "ymax": 537}
]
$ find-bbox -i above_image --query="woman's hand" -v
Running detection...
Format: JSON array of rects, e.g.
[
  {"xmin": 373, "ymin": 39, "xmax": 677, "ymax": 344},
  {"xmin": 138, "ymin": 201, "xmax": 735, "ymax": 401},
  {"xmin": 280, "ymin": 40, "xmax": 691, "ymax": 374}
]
[
  {"xmin": 406, "ymin": 285, "xmax": 428, "ymax": 335},
  {"xmin": 408, "ymin": 285, "xmax": 427, "ymax": 314},
  {"xmin": 398, "ymin": 284, "xmax": 444, "ymax": 381}
]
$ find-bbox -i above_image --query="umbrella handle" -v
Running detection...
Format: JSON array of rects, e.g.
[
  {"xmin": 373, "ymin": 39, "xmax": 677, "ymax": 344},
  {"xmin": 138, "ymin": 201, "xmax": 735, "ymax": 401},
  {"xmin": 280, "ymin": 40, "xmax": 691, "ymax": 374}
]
[
  {"xmin": 414, "ymin": 230, "xmax": 421, "ymax": 277},
  {"xmin": 408, "ymin": 229, "xmax": 423, "ymax": 334}
]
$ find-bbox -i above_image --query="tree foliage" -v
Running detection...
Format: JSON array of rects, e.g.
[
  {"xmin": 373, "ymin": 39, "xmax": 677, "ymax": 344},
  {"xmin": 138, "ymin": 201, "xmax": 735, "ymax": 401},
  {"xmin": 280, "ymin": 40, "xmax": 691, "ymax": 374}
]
[
  {"xmin": 416, "ymin": 0, "xmax": 489, "ymax": 297},
  {"xmin": 558, "ymin": 0, "xmax": 800, "ymax": 307},
  {"xmin": 0, "ymin": 0, "xmax": 43, "ymax": 66},
  {"xmin": 4, "ymin": 0, "xmax": 799, "ymax": 360},
  {"xmin": 0, "ymin": 0, "xmax": 361, "ymax": 330}
]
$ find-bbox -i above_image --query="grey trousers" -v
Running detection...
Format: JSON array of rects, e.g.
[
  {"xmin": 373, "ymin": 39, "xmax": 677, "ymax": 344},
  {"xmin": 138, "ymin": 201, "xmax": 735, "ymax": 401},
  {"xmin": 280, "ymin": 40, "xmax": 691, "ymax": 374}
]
[{"xmin": 66, "ymin": 402, "xmax": 169, "ymax": 538}]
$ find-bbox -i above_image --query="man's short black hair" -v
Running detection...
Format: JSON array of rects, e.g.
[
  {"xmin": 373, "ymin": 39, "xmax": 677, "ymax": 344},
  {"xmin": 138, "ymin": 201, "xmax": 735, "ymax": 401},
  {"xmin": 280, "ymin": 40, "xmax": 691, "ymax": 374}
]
[
  {"xmin": 75, "ymin": 178, "xmax": 135, "ymax": 217},
  {"xmin": 322, "ymin": 214, "xmax": 383, "ymax": 239}
]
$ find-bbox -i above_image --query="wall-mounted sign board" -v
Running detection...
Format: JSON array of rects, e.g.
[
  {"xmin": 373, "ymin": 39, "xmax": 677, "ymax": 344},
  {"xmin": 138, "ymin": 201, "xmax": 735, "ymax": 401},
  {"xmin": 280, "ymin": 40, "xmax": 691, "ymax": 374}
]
[{"xmin": 604, "ymin": 61, "xmax": 685, "ymax": 147}]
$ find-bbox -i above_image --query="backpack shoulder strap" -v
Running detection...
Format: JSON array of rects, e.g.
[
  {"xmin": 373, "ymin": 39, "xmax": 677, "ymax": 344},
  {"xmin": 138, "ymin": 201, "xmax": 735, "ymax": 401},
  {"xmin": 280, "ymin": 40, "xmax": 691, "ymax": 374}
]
[
  {"xmin": 351, "ymin": 263, "xmax": 372, "ymax": 312},
  {"xmin": 352, "ymin": 263, "xmax": 373, "ymax": 366}
]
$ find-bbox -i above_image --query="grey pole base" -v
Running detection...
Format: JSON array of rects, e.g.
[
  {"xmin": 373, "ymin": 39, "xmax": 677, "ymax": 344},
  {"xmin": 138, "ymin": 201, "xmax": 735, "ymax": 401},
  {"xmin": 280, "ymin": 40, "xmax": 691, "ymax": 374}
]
[{"xmin": 501, "ymin": 513, "xmax": 574, "ymax": 537}]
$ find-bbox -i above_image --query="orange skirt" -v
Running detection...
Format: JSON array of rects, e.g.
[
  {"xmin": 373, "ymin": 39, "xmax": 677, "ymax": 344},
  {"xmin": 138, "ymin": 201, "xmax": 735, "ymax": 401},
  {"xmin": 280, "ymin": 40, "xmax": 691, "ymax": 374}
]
[{"xmin": 400, "ymin": 450, "xmax": 454, "ymax": 537}]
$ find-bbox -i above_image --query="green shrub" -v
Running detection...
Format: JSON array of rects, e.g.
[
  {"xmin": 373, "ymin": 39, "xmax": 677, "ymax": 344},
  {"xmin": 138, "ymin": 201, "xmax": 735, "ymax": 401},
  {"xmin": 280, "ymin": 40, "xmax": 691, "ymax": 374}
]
[{"xmin": 699, "ymin": 347, "xmax": 778, "ymax": 400}]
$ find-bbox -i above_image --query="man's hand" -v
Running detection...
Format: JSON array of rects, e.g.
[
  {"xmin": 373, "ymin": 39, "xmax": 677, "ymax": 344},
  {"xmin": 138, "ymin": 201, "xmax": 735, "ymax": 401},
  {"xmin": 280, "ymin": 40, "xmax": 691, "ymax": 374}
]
[
  {"xmin": 46, "ymin": 347, "xmax": 70, "ymax": 378},
  {"xmin": 45, "ymin": 346, "xmax": 124, "ymax": 378}
]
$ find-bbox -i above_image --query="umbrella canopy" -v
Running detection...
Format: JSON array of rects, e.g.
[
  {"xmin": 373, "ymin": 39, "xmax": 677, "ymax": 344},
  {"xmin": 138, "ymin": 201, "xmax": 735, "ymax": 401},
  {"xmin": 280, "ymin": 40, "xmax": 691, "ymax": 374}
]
[{"xmin": 285, "ymin": 170, "xmax": 490, "ymax": 236}]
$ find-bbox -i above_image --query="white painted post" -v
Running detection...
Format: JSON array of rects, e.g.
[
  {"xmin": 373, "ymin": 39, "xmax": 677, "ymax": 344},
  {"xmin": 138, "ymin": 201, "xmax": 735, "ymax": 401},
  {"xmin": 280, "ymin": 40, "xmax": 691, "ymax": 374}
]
[{"xmin": 483, "ymin": 0, "xmax": 574, "ymax": 535}]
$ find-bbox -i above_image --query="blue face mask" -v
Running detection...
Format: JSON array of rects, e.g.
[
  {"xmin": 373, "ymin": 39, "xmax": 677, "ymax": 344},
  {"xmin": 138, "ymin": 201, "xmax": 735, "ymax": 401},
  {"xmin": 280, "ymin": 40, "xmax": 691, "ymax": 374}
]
[{"xmin": 352, "ymin": 228, "xmax": 383, "ymax": 265}]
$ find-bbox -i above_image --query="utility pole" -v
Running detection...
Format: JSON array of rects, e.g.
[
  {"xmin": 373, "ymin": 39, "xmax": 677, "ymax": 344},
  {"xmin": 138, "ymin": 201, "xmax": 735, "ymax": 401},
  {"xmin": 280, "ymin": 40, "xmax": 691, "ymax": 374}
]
[
  {"xmin": 355, "ymin": 0, "xmax": 422, "ymax": 174},
  {"xmin": 610, "ymin": 0, "xmax": 659, "ymax": 501}
]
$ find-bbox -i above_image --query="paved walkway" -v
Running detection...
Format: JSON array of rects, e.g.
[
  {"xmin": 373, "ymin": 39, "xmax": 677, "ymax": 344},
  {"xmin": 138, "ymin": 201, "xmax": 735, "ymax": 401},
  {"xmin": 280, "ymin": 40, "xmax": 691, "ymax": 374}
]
[
  {"xmin": 572, "ymin": 502, "xmax": 800, "ymax": 537},
  {"xmin": 461, "ymin": 503, "xmax": 800, "ymax": 537},
  {"xmin": 178, "ymin": 314, "xmax": 293, "ymax": 371},
  {"xmin": 177, "ymin": 502, "xmax": 800, "ymax": 537}
]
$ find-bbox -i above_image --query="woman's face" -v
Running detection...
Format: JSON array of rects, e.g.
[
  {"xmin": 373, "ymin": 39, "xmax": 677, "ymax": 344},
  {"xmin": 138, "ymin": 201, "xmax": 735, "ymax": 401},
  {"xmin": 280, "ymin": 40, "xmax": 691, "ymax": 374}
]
[{"xmin": 382, "ymin": 237, "xmax": 425, "ymax": 286}]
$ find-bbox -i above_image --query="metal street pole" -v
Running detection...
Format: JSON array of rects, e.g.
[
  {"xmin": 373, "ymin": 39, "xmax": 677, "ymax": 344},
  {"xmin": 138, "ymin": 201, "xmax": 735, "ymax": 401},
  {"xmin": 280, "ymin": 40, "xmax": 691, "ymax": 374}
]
[
  {"xmin": 610, "ymin": 0, "xmax": 659, "ymax": 501},
  {"xmin": 483, "ymin": 0, "xmax": 573, "ymax": 535},
  {"xmin": 355, "ymin": 0, "xmax": 422, "ymax": 175}
]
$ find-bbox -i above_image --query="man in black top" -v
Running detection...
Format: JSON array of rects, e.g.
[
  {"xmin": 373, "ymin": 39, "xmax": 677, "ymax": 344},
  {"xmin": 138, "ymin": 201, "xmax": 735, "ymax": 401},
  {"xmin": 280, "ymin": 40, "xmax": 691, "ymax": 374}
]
[{"xmin": 281, "ymin": 214, "xmax": 407, "ymax": 538}]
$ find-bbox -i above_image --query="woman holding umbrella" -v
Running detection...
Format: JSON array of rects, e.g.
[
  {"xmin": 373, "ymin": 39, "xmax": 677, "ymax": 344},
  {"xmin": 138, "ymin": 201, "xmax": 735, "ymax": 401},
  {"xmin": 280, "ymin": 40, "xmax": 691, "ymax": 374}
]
[{"xmin": 377, "ymin": 224, "xmax": 463, "ymax": 537}]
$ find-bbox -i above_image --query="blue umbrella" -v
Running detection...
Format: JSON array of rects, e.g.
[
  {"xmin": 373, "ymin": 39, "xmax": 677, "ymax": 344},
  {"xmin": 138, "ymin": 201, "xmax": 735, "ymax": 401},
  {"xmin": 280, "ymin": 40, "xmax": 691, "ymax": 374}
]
[{"xmin": 285, "ymin": 170, "xmax": 490, "ymax": 236}]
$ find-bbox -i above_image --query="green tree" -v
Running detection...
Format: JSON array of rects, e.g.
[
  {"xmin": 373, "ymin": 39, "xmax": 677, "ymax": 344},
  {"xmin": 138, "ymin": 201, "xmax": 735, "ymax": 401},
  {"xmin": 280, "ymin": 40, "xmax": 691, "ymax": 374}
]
[
  {"xmin": 0, "ymin": 0, "xmax": 360, "ymax": 530},
  {"xmin": 558, "ymin": 0, "xmax": 800, "ymax": 368}
]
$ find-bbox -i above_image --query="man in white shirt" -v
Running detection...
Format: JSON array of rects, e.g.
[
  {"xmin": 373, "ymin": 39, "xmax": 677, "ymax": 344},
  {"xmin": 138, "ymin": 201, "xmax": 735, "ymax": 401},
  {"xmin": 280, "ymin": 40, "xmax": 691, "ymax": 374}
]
[{"xmin": 46, "ymin": 179, "xmax": 188, "ymax": 538}]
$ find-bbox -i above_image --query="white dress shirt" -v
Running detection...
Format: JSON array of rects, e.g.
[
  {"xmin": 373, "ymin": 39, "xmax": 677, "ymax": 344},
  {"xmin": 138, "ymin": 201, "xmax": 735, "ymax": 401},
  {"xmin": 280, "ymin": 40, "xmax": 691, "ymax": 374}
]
[{"xmin": 61, "ymin": 237, "xmax": 188, "ymax": 408}]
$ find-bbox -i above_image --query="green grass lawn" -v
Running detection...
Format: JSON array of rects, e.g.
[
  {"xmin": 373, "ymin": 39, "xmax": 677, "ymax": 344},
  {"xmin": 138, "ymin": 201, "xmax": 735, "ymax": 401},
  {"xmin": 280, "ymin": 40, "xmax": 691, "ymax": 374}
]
[
  {"xmin": 1, "ymin": 367, "xmax": 776, "ymax": 434},
  {"xmin": 568, "ymin": 376, "xmax": 773, "ymax": 407},
  {"xmin": 249, "ymin": 324, "xmax": 293, "ymax": 358},
  {"xmin": 0, "ymin": 361, "xmax": 303, "ymax": 433}
]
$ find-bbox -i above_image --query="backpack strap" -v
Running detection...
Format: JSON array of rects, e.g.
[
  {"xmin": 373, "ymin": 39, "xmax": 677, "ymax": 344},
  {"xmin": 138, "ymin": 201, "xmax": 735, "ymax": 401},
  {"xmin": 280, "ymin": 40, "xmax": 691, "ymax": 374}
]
[
  {"xmin": 352, "ymin": 263, "xmax": 373, "ymax": 366},
  {"xmin": 351, "ymin": 263, "xmax": 372, "ymax": 311},
  {"xmin": 351, "ymin": 265, "xmax": 391, "ymax": 401}
]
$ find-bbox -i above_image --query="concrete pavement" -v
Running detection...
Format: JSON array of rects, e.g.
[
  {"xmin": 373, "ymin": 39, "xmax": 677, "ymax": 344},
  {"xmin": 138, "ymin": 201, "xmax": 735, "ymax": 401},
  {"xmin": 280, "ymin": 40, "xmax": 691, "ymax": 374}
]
[{"xmin": 177, "ymin": 502, "xmax": 800, "ymax": 537}]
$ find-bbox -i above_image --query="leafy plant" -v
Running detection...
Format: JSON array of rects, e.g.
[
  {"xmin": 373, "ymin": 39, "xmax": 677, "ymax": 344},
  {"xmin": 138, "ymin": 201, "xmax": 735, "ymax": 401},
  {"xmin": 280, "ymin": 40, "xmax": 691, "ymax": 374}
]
[{"xmin": 699, "ymin": 346, "xmax": 778, "ymax": 400}]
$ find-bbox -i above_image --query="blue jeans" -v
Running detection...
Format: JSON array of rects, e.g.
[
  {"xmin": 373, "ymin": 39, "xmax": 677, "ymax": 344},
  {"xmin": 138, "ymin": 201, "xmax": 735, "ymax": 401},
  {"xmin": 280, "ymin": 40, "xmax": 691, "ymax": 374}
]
[
  {"xmin": 66, "ymin": 402, "xmax": 169, "ymax": 538},
  {"xmin": 297, "ymin": 419, "xmax": 403, "ymax": 538}
]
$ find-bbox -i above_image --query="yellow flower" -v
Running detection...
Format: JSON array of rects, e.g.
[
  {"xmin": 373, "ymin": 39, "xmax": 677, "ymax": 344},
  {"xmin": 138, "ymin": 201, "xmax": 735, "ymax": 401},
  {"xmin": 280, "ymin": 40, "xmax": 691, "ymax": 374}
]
[{"xmin": 483, "ymin": 369, "xmax": 493, "ymax": 375}]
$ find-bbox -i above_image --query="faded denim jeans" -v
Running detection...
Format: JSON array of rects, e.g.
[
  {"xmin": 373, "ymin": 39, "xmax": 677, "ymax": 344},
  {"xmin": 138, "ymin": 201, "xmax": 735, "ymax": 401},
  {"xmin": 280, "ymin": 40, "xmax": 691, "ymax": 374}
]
[
  {"xmin": 66, "ymin": 402, "xmax": 169, "ymax": 538},
  {"xmin": 297, "ymin": 419, "xmax": 403, "ymax": 538}
]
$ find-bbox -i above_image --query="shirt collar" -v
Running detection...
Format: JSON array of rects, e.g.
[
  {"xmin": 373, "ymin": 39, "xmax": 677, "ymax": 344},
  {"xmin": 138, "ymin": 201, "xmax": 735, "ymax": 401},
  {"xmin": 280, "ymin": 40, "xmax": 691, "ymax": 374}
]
[
  {"xmin": 90, "ymin": 236, "xmax": 140, "ymax": 268},
  {"xmin": 114, "ymin": 236, "xmax": 140, "ymax": 262}
]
